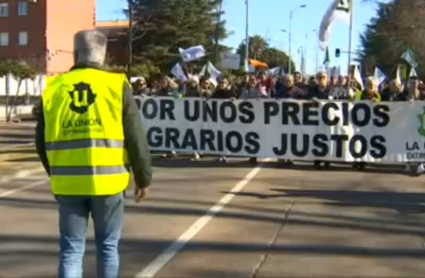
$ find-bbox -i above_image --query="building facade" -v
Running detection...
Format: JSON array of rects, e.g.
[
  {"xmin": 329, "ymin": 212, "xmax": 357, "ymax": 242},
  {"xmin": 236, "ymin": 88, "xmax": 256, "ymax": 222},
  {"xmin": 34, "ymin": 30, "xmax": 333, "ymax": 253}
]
[
  {"xmin": 95, "ymin": 20, "xmax": 128, "ymax": 66},
  {"xmin": 0, "ymin": 0, "xmax": 96, "ymax": 74}
]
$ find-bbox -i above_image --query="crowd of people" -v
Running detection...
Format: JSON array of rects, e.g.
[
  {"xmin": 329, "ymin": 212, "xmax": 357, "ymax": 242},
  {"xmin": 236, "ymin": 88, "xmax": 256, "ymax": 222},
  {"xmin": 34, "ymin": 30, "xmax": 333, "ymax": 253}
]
[
  {"xmin": 131, "ymin": 70, "xmax": 425, "ymax": 102},
  {"xmin": 131, "ymin": 70, "xmax": 425, "ymax": 174}
]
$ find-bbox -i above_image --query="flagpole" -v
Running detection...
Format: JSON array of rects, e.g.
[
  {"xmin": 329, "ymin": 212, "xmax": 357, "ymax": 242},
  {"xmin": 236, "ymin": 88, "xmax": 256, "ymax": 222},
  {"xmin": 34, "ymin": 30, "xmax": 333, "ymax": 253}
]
[
  {"xmin": 244, "ymin": 0, "xmax": 249, "ymax": 72},
  {"xmin": 347, "ymin": 0, "xmax": 353, "ymax": 76}
]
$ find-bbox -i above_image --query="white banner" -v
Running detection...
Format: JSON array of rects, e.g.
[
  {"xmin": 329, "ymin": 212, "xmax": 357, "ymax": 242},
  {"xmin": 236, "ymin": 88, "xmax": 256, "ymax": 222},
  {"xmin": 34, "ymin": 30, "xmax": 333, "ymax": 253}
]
[
  {"xmin": 220, "ymin": 53, "xmax": 241, "ymax": 70},
  {"xmin": 135, "ymin": 97, "xmax": 425, "ymax": 163}
]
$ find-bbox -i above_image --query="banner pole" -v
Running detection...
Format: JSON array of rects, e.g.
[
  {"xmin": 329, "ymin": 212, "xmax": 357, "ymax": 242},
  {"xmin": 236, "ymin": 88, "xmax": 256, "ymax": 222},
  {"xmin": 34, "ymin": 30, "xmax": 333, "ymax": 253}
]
[
  {"xmin": 347, "ymin": 0, "xmax": 354, "ymax": 75},
  {"xmin": 244, "ymin": 0, "xmax": 249, "ymax": 72}
]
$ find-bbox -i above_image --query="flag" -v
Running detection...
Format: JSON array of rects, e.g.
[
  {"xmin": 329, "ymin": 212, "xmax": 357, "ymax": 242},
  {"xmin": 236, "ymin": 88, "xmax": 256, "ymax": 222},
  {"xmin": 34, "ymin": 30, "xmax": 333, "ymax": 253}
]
[
  {"xmin": 267, "ymin": 67, "xmax": 280, "ymax": 76},
  {"xmin": 396, "ymin": 64, "xmax": 407, "ymax": 85},
  {"xmin": 178, "ymin": 45, "xmax": 206, "ymax": 62},
  {"xmin": 323, "ymin": 47, "xmax": 330, "ymax": 65},
  {"xmin": 401, "ymin": 48, "xmax": 418, "ymax": 68},
  {"xmin": 170, "ymin": 63, "xmax": 187, "ymax": 82},
  {"xmin": 199, "ymin": 61, "xmax": 221, "ymax": 86},
  {"xmin": 319, "ymin": 0, "xmax": 351, "ymax": 51},
  {"xmin": 207, "ymin": 61, "xmax": 221, "ymax": 86},
  {"xmin": 353, "ymin": 65, "xmax": 363, "ymax": 90},
  {"xmin": 410, "ymin": 67, "xmax": 418, "ymax": 78},
  {"xmin": 373, "ymin": 67, "xmax": 386, "ymax": 85},
  {"xmin": 220, "ymin": 53, "xmax": 241, "ymax": 70}
]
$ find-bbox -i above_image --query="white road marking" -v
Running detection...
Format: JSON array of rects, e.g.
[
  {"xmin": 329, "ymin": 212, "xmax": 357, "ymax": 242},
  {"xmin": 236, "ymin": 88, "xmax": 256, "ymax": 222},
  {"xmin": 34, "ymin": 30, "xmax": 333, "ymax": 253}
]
[
  {"xmin": 135, "ymin": 159, "xmax": 269, "ymax": 278},
  {"xmin": 0, "ymin": 167, "xmax": 45, "ymax": 184},
  {"xmin": 0, "ymin": 179, "xmax": 47, "ymax": 198}
]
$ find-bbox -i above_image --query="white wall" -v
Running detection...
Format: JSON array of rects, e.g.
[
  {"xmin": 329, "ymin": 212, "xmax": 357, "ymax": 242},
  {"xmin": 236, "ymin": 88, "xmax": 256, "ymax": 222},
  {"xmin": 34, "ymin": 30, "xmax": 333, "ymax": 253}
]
[
  {"xmin": 0, "ymin": 105, "xmax": 33, "ymax": 120},
  {"xmin": 0, "ymin": 74, "xmax": 47, "ymax": 96}
]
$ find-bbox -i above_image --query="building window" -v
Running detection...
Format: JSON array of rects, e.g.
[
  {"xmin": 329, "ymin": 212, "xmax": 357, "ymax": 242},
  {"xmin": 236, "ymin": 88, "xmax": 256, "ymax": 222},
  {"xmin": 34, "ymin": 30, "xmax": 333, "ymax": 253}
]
[
  {"xmin": 0, "ymin": 3, "xmax": 8, "ymax": 17},
  {"xmin": 0, "ymin": 33, "xmax": 8, "ymax": 46},
  {"xmin": 18, "ymin": 32, "xmax": 27, "ymax": 46},
  {"xmin": 18, "ymin": 2, "xmax": 28, "ymax": 16}
]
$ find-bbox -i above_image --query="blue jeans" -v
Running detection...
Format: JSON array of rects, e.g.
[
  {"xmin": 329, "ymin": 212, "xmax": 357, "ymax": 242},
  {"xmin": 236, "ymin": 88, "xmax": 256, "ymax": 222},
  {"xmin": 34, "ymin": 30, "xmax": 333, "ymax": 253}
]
[{"xmin": 56, "ymin": 193, "xmax": 124, "ymax": 278}]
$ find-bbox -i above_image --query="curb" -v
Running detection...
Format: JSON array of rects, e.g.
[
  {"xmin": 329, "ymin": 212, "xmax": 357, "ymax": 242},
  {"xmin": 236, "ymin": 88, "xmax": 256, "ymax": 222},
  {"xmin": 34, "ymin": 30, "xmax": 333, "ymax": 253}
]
[{"xmin": 0, "ymin": 166, "xmax": 45, "ymax": 184}]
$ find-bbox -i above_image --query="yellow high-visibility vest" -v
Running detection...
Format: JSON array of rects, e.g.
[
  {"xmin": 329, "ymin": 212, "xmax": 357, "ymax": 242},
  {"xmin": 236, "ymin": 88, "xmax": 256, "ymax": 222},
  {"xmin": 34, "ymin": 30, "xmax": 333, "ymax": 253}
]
[
  {"xmin": 42, "ymin": 68, "xmax": 131, "ymax": 195},
  {"xmin": 355, "ymin": 90, "xmax": 381, "ymax": 102}
]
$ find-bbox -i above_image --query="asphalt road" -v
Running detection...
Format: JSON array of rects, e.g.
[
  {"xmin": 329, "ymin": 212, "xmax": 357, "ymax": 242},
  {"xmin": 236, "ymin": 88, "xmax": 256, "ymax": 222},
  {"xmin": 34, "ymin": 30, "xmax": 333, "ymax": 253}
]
[
  {"xmin": 0, "ymin": 122, "xmax": 36, "ymax": 150},
  {"xmin": 1, "ymin": 124, "xmax": 425, "ymax": 277}
]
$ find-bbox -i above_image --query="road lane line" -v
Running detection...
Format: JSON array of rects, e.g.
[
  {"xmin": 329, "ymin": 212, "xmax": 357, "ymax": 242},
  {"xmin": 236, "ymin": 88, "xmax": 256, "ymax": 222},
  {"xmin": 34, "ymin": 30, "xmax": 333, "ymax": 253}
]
[
  {"xmin": 135, "ymin": 159, "xmax": 270, "ymax": 278},
  {"xmin": 0, "ymin": 166, "xmax": 45, "ymax": 183},
  {"xmin": 0, "ymin": 179, "xmax": 47, "ymax": 198}
]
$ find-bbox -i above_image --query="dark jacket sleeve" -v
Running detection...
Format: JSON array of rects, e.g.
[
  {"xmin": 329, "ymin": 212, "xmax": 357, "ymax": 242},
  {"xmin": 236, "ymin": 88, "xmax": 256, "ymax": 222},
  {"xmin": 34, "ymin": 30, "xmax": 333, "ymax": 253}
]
[
  {"xmin": 122, "ymin": 82, "xmax": 152, "ymax": 188},
  {"xmin": 35, "ymin": 101, "xmax": 50, "ymax": 176}
]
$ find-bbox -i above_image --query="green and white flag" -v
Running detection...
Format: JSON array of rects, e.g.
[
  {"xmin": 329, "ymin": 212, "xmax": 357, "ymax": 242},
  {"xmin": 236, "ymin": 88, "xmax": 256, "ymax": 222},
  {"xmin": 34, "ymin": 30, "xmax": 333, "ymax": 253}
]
[
  {"xmin": 318, "ymin": 0, "xmax": 351, "ymax": 51},
  {"xmin": 401, "ymin": 48, "xmax": 418, "ymax": 68},
  {"xmin": 336, "ymin": 0, "xmax": 350, "ymax": 13},
  {"xmin": 323, "ymin": 47, "xmax": 330, "ymax": 65},
  {"xmin": 396, "ymin": 64, "xmax": 407, "ymax": 85}
]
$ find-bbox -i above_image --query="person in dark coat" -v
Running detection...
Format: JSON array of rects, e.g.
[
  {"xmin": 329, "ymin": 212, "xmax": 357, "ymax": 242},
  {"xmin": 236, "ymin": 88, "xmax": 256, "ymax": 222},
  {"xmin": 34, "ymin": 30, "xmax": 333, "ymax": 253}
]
[
  {"xmin": 294, "ymin": 71, "xmax": 308, "ymax": 95},
  {"xmin": 380, "ymin": 79, "xmax": 403, "ymax": 101},
  {"xmin": 275, "ymin": 74, "xmax": 306, "ymax": 100},
  {"xmin": 211, "ymin": 78, "xmax": 236, "ymax": 99},
  {"xmin": 307, "ymin": 71, "xmax": 331, "ymax": 169},
  {"xmin": 211, "ymin": 77, "xmax": 235, "ymax": 163},
  {"xmin": 132, "ymin": 77, "xmax": 151, "ymax": 96},
  {"xmin": 307, "ymin": 71, "xmax": 331, "ymax": 100},
  {"xmin": 275, "ymin": 74, "xmax": 305, "ymax": 166}
]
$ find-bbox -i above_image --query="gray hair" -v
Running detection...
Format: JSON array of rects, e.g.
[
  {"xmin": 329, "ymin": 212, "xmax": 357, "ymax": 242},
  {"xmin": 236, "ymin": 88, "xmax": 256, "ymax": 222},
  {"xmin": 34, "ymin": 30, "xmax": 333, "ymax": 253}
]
[
  {"xmin": 365, "ymin": 76, "xmax": 378, "ymax": 88},
  {"xmin": 74, "ymin": 30, "xmax": 107, "ymax": 65}
]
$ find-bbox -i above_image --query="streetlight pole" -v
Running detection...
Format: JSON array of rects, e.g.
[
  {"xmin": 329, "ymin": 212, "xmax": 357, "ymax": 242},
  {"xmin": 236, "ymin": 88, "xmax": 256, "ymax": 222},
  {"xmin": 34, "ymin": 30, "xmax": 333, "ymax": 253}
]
[
  {"xmin": 347, "ymin": 0, "xmax": 354, "ymax": 76},
  {"xmin": 243, "ymin": 0, "xmax": 249, "ymax": 72},
  {"xmin": 288, "ymin": 10, "xmax": 293, "ymax": 74},
  {"xmin": 304, "ymin": 33, "xmax": 308, "ymax": 77},
  {"xmin": 288, "ymin": 4, "xmax": 306, "ymax": 74}
]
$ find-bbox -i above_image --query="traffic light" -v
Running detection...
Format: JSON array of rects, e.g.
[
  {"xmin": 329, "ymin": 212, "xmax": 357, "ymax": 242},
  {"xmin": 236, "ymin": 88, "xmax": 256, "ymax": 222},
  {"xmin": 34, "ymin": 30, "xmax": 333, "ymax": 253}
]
[{"xmin": 335, "ymin": 48, "xmax": 341, "ymax": 58}]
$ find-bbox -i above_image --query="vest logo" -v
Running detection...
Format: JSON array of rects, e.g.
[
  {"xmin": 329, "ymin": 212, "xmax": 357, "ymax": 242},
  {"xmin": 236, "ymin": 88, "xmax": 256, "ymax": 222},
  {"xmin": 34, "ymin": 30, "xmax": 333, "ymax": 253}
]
[{"xmin": 68, "ymin": 82, "xmax": 97, "ymax": 114}]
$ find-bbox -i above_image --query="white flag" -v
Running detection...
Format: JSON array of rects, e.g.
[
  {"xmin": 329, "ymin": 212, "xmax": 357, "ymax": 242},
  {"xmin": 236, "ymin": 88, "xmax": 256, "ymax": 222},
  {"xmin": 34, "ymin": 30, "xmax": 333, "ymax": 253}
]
[
  {"xmin": 267, "ymin": 67, "xmax": 280, "ymax": 76},
  {"xmin": 199, "ymin": 61, "xmax": 221, "ymax": 86},
  {"xmin": 170, "ymin": 63, "xmax": 187, "ymax": 82},
  {"xmin": 208, "ymin": 62, "xmax": 221, "ymax": 80},
  {"xmin": 319, "ymin": 0, "xmax": 351, "ymax": 51},
  {"xmin": 178, "ymin": 45, "xmax": 206, "ymax": 62},
  {"xmin": 401, "ymin": 48, "xmax": 418, "ymax": 68},
  {"xmin": 353, "ymin": 65, "xmax": 364, "ymax": 90},
  {"xmin": 410, "ymin": 67, "xmax": 418, "ymax": 78},
  {"xmin": 220, "ymin": 53, "xmax": 241, "ymax": 70},
  {"xmin": 373, "ymin": 67, "xmax": 386, "ymax": 85},
  {"xmin": 396, "ymin": 65, "xmax": 403, "ymax": 85}
]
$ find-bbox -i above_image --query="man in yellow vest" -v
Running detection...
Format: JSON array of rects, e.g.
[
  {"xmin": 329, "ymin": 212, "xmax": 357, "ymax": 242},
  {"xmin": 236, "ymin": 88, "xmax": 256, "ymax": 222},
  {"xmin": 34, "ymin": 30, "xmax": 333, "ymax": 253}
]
[{"xmin": 35, "ymin": 30, "xmax": 152, "ymax": 278}]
